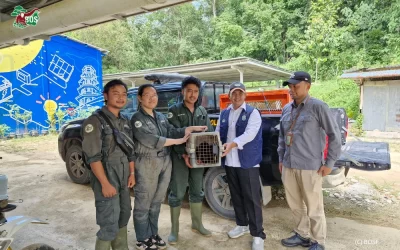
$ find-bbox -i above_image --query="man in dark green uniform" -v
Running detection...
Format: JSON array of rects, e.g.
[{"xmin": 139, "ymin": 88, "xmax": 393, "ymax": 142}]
[
  {"xmin": 82, "ymin": 79, "xmax": 135, "ymax": 250},
  {"xmin": 167, "ymin": 76, "xmax": 214, "ymax": 244}
]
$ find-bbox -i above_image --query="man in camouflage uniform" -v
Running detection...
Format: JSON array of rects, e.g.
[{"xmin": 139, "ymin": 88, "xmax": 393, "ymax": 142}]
[
  {"xmin": 167, "ymin": 76, "xmax": 214, "ymax": 244},
  {"xmin": 82, "ymin": 79, "xmax": 135, "ymax": 250}
]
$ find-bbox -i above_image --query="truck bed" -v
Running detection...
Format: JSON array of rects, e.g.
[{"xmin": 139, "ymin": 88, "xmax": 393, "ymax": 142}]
[{"xmin": 336, "ymin": 141, "xmax": 391, "ymax": 170}]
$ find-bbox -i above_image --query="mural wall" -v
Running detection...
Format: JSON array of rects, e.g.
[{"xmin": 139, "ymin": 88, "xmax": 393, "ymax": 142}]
[{"xmin": 0, "ymin": 35, "xmax": 104, "ymax": 135}]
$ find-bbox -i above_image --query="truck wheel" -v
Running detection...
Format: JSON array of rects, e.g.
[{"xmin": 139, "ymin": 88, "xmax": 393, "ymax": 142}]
[
  {"xmin": 66, "ymin": 145, "xmax": 90, "ymax": 184},
  {"xmin": 204, "ymin": 167, "xmax": 235, "ymax": 220},
  {"xmin": 20, "ymin": 244, "xmax": 55, "ymax": 250},
  {"xmin": 322, "ymin": 166, "xmax": 346, "ymax": 188}
]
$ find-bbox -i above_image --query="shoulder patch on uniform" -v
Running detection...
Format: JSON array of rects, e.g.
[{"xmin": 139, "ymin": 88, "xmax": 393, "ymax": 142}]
[
  {"xmin": 85, "ymin": 124, "xmax": 94, "ymax": 133},
  {"xmin": 124, "ymin": 124, "xmax": 130, "ymax": 129},
  {"xmin": 134, "ymin": 121, "xmax": 142, "ymax": 128},
  {"xmin": 167, "ymin": 112, "xmax": 173, "ymax": 119}
]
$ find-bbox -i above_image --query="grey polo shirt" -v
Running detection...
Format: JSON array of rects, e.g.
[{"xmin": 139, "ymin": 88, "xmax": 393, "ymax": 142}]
[{"xmin": 277, "ymin": 96, "xmax": 341, "ymax": 170}]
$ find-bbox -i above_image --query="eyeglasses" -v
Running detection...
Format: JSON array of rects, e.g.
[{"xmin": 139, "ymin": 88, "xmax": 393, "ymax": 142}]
[{"xmin": 143, "ymin": 94, "xmax": 158, "ymax": 99}]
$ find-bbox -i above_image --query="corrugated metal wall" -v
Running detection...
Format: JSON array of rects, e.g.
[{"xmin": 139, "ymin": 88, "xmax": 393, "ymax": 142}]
[{"xmin": 363, "ymin": 80, "xmax": 400, "ymax": 131}]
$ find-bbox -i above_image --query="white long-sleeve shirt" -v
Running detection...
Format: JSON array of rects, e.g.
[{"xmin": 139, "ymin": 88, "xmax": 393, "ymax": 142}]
[{"xmin": 216, "ymin": 102, "xmax": 262, "ymax": 168}]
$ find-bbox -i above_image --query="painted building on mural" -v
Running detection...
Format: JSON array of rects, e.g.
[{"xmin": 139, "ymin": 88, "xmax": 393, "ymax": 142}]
[{"xmin": 0, "ymin": 35, "xmax": 106, "ymax": 135}]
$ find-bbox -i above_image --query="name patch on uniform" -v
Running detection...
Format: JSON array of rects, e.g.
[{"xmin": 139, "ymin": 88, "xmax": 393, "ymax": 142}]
[
  {"xmin": 85, "ymin": 124, "xmax": 94, "ymax": 133},
  {"xmin": 178, "ymin": 114, "xmax": 185, "ymax": 116},
  {"xmin": 167, "ymin": 112, "xmax": 173, "ymax": 119},
  {"xmin": 135, "ymin": 121, "xmax": 142, "ymax": 128}
]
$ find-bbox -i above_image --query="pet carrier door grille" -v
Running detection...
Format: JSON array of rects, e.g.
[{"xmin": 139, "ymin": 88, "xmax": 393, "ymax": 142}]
[{"xmin": 185, "ymin": 132, "xmax": 223, "ymax": 168}]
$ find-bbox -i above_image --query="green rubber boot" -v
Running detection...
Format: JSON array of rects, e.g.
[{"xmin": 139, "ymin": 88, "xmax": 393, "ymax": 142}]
[
  {"xmin": 111, "ymin": 226, "xmax": 129, "ymax": 250},
  {"xmin": 95, "ymin": 238, "xmax": 111, "ymax": 250},
  {"xmin": 168, "ymin": 205, "xmax": 181, "ymax": 245},
  {"xmin": 190, "ymin": 202, "xmax": 212, "ymax": 237}
]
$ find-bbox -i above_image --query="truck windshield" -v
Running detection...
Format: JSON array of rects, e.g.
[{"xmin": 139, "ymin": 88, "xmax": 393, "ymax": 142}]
[{"xmin": 201, "ymin": 83, "xmax": 229, "ymax": 113}]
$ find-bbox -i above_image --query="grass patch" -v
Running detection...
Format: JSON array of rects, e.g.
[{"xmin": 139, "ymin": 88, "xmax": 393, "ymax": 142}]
[
  {"xmin": 369, "ymin": 180, "xmax": 397, "ymax": 196},
  {"xmin": 309, "ymin": 79, "xmax": 360, "ymax": 119},
  {"xmin": 0, "ymin": 135, "xmax": 59, "ymax": 153},
  {"xmin": 389, "ymin": 142, "xmax": 400, "ymax": 152}
]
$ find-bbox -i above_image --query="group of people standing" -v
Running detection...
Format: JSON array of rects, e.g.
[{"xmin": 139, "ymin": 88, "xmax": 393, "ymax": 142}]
[{"xmin": 82, "ymin": 72, "xmax": 341, "ymax": 250}]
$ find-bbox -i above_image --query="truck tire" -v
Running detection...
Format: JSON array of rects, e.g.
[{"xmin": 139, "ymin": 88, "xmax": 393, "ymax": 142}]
[
  {"xmin": 204, "ymin": 167, "xmax": 235, "ymax": 220},
  {"xmin": 65, "ymin": 145, "xmax": 90, "ymax": 184},
  {"xmin": 20, "ymin": 244, "xmax": 55, "ymax": 250}
]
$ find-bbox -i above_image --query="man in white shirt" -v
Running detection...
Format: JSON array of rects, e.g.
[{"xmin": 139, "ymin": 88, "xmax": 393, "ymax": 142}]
[{"xmin": 216, "ymin": 82, "xmax": 265, "ymax": 250}]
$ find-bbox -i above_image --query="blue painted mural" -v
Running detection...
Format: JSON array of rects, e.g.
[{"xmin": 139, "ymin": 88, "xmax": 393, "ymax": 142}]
[{"xmin": 0, "ymin": 35, "xmax": 105, "ymax": 135}]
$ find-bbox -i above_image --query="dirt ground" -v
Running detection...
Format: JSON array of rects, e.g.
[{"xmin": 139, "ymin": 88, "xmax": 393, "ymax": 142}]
[{"xmin": 1, "ymin": 135, "xmax": 400, "ymax": 250}]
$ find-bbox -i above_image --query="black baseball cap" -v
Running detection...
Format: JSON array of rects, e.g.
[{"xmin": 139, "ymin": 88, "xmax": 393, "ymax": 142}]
[
  {"xmin": 283, "ymin": 71, "xmax": 312, "ymax": 86},
  {"xmin": 229, "ymin": 82, "xmax": 246, "ymax": 94}
]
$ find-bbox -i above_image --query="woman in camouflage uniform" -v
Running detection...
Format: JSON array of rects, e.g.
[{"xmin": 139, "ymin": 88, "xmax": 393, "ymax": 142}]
[{"xmin": 131, "ymin": 84, "xmax": 206, "ymax": 250}]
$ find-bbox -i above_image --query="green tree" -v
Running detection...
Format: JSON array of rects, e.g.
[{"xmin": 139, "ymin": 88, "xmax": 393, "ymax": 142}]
[
  {"xmin": 55, "ymin": 108, "xmax": 67, "ymax": 131},
  {"xmin": 9, "ymin": 105, "xmax": 22, "ymax": 134},
  {"xmin": 66, "ymin": 0, "xmax": 400, "ymax": 80},
  {"xmin": 68, "ymin": 20, "xmax": 139, "ymax": 73},
  {"xmin": 290, "ymin": 0, "xmax": 341, "ymax": 82},
  {"xmin": 20, "ymin": 110, "xmax": 32, "ymax": 133},
  {"xmin": 0, "ymin": 124, "xmax": 10, "ymax": 138}
]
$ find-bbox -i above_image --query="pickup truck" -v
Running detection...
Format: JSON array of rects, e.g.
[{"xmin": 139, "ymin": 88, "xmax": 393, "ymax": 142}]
[{"xmin": 58, "ymin": 73, "xmax": 391, "ymax": 219}]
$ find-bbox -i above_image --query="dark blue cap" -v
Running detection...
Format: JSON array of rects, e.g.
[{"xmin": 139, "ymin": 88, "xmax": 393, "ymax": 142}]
[{"xmin": 283, "ymin": 71, "xmax": 312, "ymax": 86}]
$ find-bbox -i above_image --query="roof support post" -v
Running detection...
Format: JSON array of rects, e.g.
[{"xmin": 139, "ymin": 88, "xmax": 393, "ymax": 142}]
[
  {"xmin": 231, "ymin": 65, "xmax": 244, "ymax": 83},
  {"xmin": 276, "ymin": 80, "xmax": 281, "ymax": 89},
  {"xmin": 121, "ymin": 78, "xmax": 135, "ymax": 88},
  {"xmin": 359, "ymin": 79, "xmax": 364, "ymax": 113}
]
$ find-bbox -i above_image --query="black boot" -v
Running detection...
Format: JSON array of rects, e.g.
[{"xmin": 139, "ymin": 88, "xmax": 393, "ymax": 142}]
[
  {"xmin": 281, "ymin": 232, "xmax": 311, "ymax": 247},
  {"xmin": 308, "ymin": 242, "xmax": 325, "ymax": 250}
]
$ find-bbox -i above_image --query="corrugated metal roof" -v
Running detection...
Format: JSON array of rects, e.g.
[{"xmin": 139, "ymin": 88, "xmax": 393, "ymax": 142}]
[
  {"xmin": 341, "ymin": 69, "xmax": 400, "ymax": 79},
  {"xmin": 104, "ymin": 57, "xmax": 292, "ymax": 85},
  {"xmin": 341, "ymin": 65, "xmax": 400, "ymax": 79}
]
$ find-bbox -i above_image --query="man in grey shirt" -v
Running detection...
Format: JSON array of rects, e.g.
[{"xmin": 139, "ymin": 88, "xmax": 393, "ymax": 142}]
[{"xmin": 278, "ymin": 71, "xmax": 341, "ymax": 250}]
